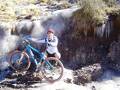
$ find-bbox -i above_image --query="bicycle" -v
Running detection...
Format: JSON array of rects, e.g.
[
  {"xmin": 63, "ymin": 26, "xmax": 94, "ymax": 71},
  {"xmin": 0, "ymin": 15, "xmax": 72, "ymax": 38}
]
[{"xmin": 9, "ymin": 37, "xmax": 64, "ymax": 83}]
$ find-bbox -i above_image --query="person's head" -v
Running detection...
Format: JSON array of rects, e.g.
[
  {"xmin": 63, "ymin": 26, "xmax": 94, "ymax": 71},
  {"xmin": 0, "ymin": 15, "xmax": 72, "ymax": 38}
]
[{"xmin": 47, "ymin": 28, "xmax": 54, "ymax": 40}]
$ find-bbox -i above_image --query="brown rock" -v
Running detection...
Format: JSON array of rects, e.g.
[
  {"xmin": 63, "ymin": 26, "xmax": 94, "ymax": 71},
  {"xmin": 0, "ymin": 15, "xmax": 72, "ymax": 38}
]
[{"xmin": 73, "ymin": 63, "xmax": 103, "ymax": 85}]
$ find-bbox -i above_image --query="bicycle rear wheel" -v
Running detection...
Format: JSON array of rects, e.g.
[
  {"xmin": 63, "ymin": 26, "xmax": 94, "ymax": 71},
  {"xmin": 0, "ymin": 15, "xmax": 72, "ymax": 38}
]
[
  {"xmin": 9, "ymin": 50, "xmax": 31, "ymax": 72},
  {"xmin": 41, "ymin": 57, "xmax": 64, "ymax": 83}
]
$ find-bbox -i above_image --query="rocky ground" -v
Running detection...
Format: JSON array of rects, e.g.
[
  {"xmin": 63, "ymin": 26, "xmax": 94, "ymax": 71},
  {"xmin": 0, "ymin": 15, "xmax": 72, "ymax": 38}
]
[
  {"xmin": 0, "ymin": 66, "xmax": 120, "ymax": 90},
  {"xmin": 0, "ymin": 64, "xmax": 102, "ymax": 90}
]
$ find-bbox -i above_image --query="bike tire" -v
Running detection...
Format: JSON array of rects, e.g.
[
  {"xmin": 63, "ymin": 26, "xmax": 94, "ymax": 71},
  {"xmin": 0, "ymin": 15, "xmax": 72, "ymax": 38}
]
[
  {"xmin": 9, "ymin": 50, "xmax": 31, "ymax": 72},
  {"xmin": 41, "ymin": 57, "xmax": 64, "ymax": 83}
]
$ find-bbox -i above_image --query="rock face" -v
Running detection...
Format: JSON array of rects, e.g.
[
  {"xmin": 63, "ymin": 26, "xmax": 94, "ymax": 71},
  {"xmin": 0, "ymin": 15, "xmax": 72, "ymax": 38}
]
[
  {"xmin": 60, "ymin": 30, "xmax": 109, "ymax": 69},
  {"xmin": 106, "ymin": 15, "xmax": 120, "ymax": 72},
  {"xmin": 60, "ymin": 13, "xmax": 120, "ymax": 71},
  {"xmin": 11, "ymin": 20, "xmax": 34, "ymax": 36},
  {"xmin": 73, "ymin": 63, "xmax": 103, "ymax": 85},
  {"xmin": 107, "ymin": 37, "xmax": 120, "ymax": 72},
  {"xmin": 0, "ymin": 25, "xmax": 6, "ymax": 40}
]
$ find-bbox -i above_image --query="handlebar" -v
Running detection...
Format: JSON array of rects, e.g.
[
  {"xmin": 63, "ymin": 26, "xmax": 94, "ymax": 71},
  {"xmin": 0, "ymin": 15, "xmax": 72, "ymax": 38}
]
[
  {"xmin": 21, "ymin": 35, "xmax": 31, "ymax": 45},
  {"xmin": 22, "ymin": 35, "xmax": 31, "ymax": 40},
  {"xmin": 23, "ymin": 39, "xmax": 30, "ymax": 44}
]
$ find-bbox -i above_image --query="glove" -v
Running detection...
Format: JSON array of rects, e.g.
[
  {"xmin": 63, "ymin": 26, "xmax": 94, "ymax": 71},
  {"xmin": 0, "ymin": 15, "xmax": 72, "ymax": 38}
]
[
  {"xmin": 23, "ymin": 35, "xmax": 31, "ymax": 40},
  {"xmin": 47, "ymin": 42, "xmax": 52, "ymax": 46},
  {"xmin": 22, "ymin": 35, "xmax": 31, "ymax": 44}
]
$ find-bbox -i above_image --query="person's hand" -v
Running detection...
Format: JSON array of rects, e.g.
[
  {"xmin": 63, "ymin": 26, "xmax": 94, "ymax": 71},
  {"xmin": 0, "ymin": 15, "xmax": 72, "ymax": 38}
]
[
  {"xmin": 48, "ymin": 43, "xmax": 51, "ymax": 46},
  {"xmin": 23, "ymin": 35, "xmax": 31, "ymax": 40},
  {"xmin": 23, "ymin": 39, "xmax": 30, "ymax": 45},
  {"xmin": 22, "ymin": 35, "xmax": 31, "ymax": 44},
  {"xmin": 26, "ymin": 35, "xmax": 31, "ymax": 40},
  {"xmin": 47, "ymin": 42, "xmax": 52, "ymax": 46}
]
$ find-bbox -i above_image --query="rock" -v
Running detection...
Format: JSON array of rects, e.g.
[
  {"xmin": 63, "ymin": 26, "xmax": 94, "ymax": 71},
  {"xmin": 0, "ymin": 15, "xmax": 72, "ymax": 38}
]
[
  {"xmin": 0, "ymin": 30, "xmax": 19, "ymax": 56},
  {"xmin": 60, "ymin": 35, "xmax": 108, "ymax": 69},
  {"xmin": 11, "ymin": 10, "xmax": 70, "ymax": 37},
  {"xmin": 11, "ymin": 20, "xmax": 34, "ymax": 36},
  {"xmin": 91, "ymin": 86, "xmax": 96, "ymax": 90},
  {"xmin": 0, "ymin": 25, "xmax": 6, "ymax": 40},
  {"xmin": 107, "ymin": 38, "xmax": 120, "ymax": 72},
  {"xmin": 68, "ymin": 0, "xmax": 78, "ymax": 4},
  {"xmin": 64, "ymin": 78, "xmax": 72, "ymax": 83},
  {"xmin": 11, "ymin": 8, "xmax": 113, "ymax": 71},
  {"xmin": 0, "ymin": 69, "xmax": 11, "ymax": 81},
  {"xmin": 73, "ymin": 63, "xmax": 103, "ymax": 85}
]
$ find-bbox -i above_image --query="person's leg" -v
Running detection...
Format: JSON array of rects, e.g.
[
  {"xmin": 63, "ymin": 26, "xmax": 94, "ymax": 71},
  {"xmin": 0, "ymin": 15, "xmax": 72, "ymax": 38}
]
[
  {"xmin": 41, "ymin": 51, "xmax": 48, "ymax": 60},
  {"xmin": 55, "ymin": 52, "xmax": 61, "ymax": 59},
  {"xmin": 45, "ymin": 51, "xmax": 61, "ymax": 59}
]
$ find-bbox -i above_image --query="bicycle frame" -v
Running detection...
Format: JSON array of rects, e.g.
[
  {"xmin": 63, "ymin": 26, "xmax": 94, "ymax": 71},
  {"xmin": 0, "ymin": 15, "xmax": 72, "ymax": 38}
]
[{"xmin": 24, "ymin": 43, "xmax": 53, "ymax": 69}]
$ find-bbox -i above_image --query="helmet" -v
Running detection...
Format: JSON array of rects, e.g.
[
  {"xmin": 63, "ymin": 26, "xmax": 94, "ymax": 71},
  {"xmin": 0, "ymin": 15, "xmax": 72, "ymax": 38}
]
[{"xmin": 47, "ymin": 28, "xmax": 54, "ymax": 34}]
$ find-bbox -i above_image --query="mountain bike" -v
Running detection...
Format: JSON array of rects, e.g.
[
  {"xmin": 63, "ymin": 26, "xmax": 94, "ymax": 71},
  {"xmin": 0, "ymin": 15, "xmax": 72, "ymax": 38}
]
[{"xmin": 9, "ymin": 37, "xmax": 64, "ymax": 83}]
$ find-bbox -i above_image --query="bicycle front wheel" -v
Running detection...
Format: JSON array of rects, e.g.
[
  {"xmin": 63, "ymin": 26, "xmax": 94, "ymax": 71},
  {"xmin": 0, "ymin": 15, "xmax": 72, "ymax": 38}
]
[
  {"xmin": 9, "ymin": 50, "xmax": 31, "ymax": 72},
  {"xmin": 41, "ymin": 57, "xmax": 64, "ymax": 83}
]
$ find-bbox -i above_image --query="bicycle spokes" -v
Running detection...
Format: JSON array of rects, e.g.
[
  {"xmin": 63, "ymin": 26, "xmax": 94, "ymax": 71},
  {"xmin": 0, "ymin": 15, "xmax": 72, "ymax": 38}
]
[
  {"xmin": 41, "ymin": 57, "xmax": 63, "ymax": 82},
  {"xmin": 9, "ymin": 51, "xmax": 30, "ymax": 72}
]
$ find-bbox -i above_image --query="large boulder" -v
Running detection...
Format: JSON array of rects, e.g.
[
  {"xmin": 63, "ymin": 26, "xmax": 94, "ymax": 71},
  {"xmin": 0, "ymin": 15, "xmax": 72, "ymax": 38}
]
[
  {"xmin": 11, "ymin": 20, "xmax": 34, "ymax": 36},
  {"xmin": 0, "ymin": 24, "xmax": 19, "ymax": 56},
  {"xmin": 73, "ymin": 63, "xmax": 103, "ymax": 85}
]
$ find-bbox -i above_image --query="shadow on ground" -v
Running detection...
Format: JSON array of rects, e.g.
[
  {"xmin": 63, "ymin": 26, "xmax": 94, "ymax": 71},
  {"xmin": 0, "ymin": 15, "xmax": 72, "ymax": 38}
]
[{"xmin": 0, "ymin": 73, "xmax": 43, "ymax": 89}]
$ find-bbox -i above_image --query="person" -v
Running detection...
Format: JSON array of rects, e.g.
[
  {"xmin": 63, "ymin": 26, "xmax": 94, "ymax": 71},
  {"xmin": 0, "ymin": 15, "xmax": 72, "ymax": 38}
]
[{"xmin": 28, "ymin": 28, "xmax": 61, "ymax": 59}]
